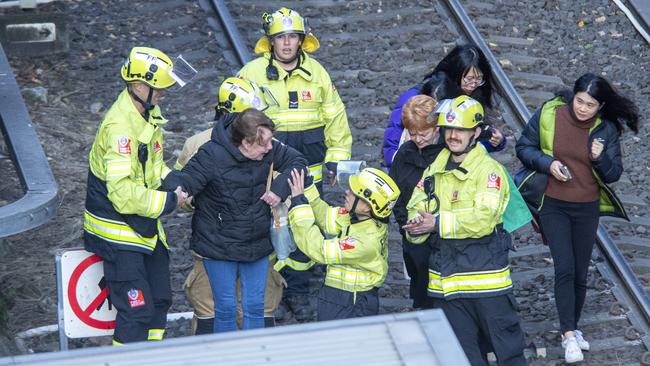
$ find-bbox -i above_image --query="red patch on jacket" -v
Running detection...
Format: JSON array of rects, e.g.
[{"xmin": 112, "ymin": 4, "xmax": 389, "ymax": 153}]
[
  {"xmin": 338, "ymin": 207, "xmax": 349, "ymax": 215},
  {"xmin": 339, "ymin": 237, "xmax": 356, "ymax": 251},
  {"xmin": 451, "ymin": 190, "xmax": 459, "ymax": 202},
  {"xmin": 302, "ymin": 90, "xmax": 312, "ymax": 101},
  {"xmin": 117, "ymin": 136, "xmax": 131, "ymax": 154},
  {"xmin": 127, "ymin": 288, "xmax": 145, "ymax": 308},
  {"xmin": 487, "ymin": 173, "xmax": 501, "ymax": 190},
  {"xmin": 153, "ymin": 141, "xmax": 162, "ymax": 153}
]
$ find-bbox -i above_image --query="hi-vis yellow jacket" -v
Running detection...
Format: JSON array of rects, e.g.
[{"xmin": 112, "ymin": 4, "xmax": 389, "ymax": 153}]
[
  {"xmin": 84, "ymin": 89, "xmax": 177, "ymax": 257},
  {"xmin": 289, "ymin": 184, "xmax": 389, "ymax": 294},
  {"xmin": 406, "ymin": 144, "xmax": 513, "ymax": 299},
  {"xmin": 238, "ymin": 53, "xmax": 352, "ymax": 183}
]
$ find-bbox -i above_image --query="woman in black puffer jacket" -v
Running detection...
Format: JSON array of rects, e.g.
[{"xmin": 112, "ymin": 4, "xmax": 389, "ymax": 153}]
[{"xmin": 163, "ymin": 108, "xmax": 307, "ymax": 333}]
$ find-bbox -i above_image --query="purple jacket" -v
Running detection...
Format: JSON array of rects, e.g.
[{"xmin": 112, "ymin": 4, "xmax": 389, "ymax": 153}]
[{"xmin": 383, "ymin": 85, "xmax": 507, "ymax": 169}]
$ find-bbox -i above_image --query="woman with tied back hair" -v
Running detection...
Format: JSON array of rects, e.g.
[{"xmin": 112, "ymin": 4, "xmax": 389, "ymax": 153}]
[
  {"xmin": 383, "ymin": 44, "xmax": 506, "ymax": 169},
  {"xmin": 516, "ymin": 73, "xmax": 639, "ymax": 363},
  {"xmin": 163, "ymin": 108, "xmax": 307, "ymax": 333}
]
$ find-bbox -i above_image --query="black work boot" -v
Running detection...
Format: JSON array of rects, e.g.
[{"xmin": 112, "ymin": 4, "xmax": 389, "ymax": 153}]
[
  {"xmin": 284, "ymin": 295, "xmax": 314, "ymax": 322},
  {"xmin": 264, "ymin": 316, "xmax": 276, "ymax": 327}
]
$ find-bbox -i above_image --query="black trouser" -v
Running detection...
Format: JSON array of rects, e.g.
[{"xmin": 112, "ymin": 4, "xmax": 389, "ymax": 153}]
[
  {"xmin": 402, "ymin": 237, "xmax": 433, "ymax": 309},
  {"xmin": 276, "ymin": 128, "xmax": 326, "ymax": 299},
  {"xmin": 439, "ymin": 295, "xmax": 526, "ymax": 366},
  {"xmin": 539, "ymin": 196, "xmax": 600, "ymax": 334},
  {"xmin": 317, "ymin": 285, "xmax": 379, "ymax": 321},
  {"xmin": 104, "ymin": 242, "xmax": 171, "ymax": 343}
]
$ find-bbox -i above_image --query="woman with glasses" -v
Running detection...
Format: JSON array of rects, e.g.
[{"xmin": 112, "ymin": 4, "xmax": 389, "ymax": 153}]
[
  {"xmin": 516, "ymin": 73, "xmax": 638, "ymax": 363},
  {"xmin": 383, "ymin": 44, "xmax": 506, "ymax": 169}
]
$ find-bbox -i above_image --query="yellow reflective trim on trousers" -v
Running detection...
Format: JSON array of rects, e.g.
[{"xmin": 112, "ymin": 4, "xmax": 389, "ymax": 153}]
[
  {"xmin": 84, "ymin": 211, "xmax": 157, "ymax": 249},
  {"xmin": 308, "ymin": 164, "xmax": 323, "ymax": 184},
  {"xmin": 112, "ymin": 339, "xmax": 124, "ymax": 346},
  {"xmin": 323, "ymin": 239, "xmax": 342, "ymax": 265},
  {"xmin": 148, "ymin": 328, "xmax": 165, "ymax": 341},
  {"xmin": 304, "ymin": 184, "xmax": 320, "ymax": 202},
  {"xmin": 288, "ymin": 205, "xmax": 313, "ymax": 226},
  {"xmin": 441, "ymin": 267, "xmax": 512, "ymax": 294}
]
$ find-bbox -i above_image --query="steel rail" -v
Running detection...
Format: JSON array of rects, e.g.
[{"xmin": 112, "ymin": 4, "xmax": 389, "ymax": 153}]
[
  {"xmin": 0, "ymin": 43, "xmax": 59, "ymax": 238},
  {"xmin": 441, "ymin": 0, "xmax": 650, "ymax": 327},
  {"xmin": 209, "ymin": 0, "xmax": 251, "ymax": 65}
]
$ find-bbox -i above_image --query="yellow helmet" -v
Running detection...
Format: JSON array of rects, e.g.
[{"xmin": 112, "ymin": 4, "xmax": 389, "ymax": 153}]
[
  {"xmin": 217, "ymin": 77, "xmax": 269, "ymax": 114},
  {"xmin": 254, "ymin": 7, "xmax": 320, "ymax": 54},
  {"xmin": 348, "ymin": 168, "xmax": 401, "ymax": 220},
  {"xmin": 121, "ymin": 47, "xmax": 176, "ymax": 89},
  {"xmin": 437, "ymin": 95, "xmax": 484, "ymax": 129}
]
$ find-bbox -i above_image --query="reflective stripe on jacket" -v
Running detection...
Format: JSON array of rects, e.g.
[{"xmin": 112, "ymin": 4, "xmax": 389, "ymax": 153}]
[
  {"xmin": 406, "ymin": 144, "xmax": 513, "ymax": 299},
  {"xmin": 84, "ymin": 88, "xmax": 176, "ymax": 256},
  {"xmin": 238, "ymin": 53, "xmax": 352, "ymax": 183},
  {"xmin": 288, "ymin": 185, "xmax": 388, "ymax": 294}
]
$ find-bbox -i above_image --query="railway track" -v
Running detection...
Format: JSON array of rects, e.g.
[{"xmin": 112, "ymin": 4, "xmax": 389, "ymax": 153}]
[
  {"xmin": 1, "ymin": 0, "xmax": 648, "ymax": 363},
  {"xmin": 207, "ymin": 0, "xmax": 650, "ymax": 363}
]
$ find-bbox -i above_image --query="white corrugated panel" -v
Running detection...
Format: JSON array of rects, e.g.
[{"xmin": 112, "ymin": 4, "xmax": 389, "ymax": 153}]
[{"xmin": 0, "ymin": 310, "xmax": 469, "ymax": 366}]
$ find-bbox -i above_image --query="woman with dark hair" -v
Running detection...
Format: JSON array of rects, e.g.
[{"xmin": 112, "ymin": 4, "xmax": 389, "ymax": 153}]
[
  {"xmin": 516, "ymin": 73, "xmax": 638, "ymax": 363},
  {"xmin": 163, "ymin": 108, "xmax": 307, "ymax": 333},
  {"xmin": 383, "ymin": 44, "xmax": 505, "ymax": 168}
]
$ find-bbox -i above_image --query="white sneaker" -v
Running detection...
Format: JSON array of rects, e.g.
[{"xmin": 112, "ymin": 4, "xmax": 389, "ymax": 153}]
[
  {"xmin": 562, "ymin": 336, "xmax": 584, "ymax": 363},
  {"xmin": 574, "ymin": 330, "xmax": 590, "ymax": 351}
]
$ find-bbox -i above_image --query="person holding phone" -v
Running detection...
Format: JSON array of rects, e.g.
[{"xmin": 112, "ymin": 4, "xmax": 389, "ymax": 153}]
[{"xmin": 516, "ymin": 73, "xmax": 639, "ymax": 363}]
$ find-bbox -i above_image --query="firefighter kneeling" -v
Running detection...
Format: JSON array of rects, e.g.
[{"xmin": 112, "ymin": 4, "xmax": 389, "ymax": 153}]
[
  {"xmin": 404, "ymin": 96, "xmax": 526, "ymax": 365},
  {"xmin": 287, "ymin": 167, "xmax": 399, "ymax": 320}
]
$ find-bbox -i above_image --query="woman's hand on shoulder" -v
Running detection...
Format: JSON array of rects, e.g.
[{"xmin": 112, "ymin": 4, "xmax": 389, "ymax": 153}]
[{"xmin": 287, "ymin": 168, "xmax": 305, "ymax": 197}]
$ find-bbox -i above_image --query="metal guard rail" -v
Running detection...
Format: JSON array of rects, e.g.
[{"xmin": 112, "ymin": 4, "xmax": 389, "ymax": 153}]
[
  {"xmin": 210, "ymin": 0, "xmax": 251, "ymax": 65},
  {"xmin": 0, "ymin": 42, "xmax": 59, "ymax": 238},
  {"xmin": 443, "ymin": 0, "xmax": 650, "ymax": 325}
]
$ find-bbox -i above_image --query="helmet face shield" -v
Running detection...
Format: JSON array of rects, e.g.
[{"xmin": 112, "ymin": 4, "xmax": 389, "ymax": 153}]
[
  {"xmin": 217, "ymin": 78, "xmax": 277, "ymax": 114},
  {"xmin": 168, "ymin": 55, "xmax": 198, "ymax": 91},
  {"xmin": 437, "ymin": 95, "xmax": 484, "ymax": 129},
  {"xmin": 348, "ymin": 168, "xmax": 400, "ymax": 219},
  {"xmin": 336, "ymin": 160, "xmax": 367, "ymax": 193}
]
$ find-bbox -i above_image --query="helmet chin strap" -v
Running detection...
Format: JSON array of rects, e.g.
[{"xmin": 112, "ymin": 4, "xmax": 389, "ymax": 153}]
[
  {"xmin": 128, "ymin": 84, "xmax": 155, "ymax": 120},
  {"xmin": 450, "ymin": 135, "xmax": 476, "ymax": 157}
]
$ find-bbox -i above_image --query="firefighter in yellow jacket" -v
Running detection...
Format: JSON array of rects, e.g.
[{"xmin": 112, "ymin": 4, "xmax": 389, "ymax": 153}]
[
  {"xmin": 238, "ymin": 7, "xmax": 353, "ymax": 320},
  {"xmin": 83, "ymin": 47, "xmax": 189, "ymax": 345},
  {"xmin": 404, "ymin": 96, "xmax": 526, "ymax": 365},
  {"xmin": 287, "ymin": 167, "xmax": 399, "ymax": 320},
  {"xmin": 176, "ymin": 77, "xmax": 286, "ymax": 333}
]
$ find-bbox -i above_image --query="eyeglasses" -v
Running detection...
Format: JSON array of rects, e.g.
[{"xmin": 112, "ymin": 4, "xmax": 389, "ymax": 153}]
[{"xmin": 462, "ymin": 75, "xmax": 485, "ymax": 87}]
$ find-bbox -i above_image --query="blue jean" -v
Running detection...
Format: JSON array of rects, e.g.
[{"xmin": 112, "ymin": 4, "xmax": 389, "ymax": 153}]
[{"xmin": 203, "ymin": 256, "xmax": 268, "ymax": 332}]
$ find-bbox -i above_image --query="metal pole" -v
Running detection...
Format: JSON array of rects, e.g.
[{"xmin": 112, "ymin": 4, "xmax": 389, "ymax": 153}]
[{"xmin": 55, "ymin": 254, "xmax": 68, "ymax": 351}]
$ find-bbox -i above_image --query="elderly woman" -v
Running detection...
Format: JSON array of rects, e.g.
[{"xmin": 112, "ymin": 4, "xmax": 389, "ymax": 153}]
[{"xmin": 163, "ymin": 108, "xmax": 307, "ymax": 332}]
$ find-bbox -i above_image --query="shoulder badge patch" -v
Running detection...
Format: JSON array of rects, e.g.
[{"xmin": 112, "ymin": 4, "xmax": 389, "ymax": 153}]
[
  {"xmin": 339, "ymin": 237, "xmax": 356, "ymax": 251},
  {"xmin": 487, "ymin": 172, "xmax": 501, "ymax": 190},
  {"xmin": 338, "ymin": 207, "xmax": 349, "ymax": 215},
  {"xmin": 117, "ymin": 136, "xmax": 131, "ymax": 154},
  {"xmin": 153, "ymin": 140, "xmax": 162, "ymax": 153}
]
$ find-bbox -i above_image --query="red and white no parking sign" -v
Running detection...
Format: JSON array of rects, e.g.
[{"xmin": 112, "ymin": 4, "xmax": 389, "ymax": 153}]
[{"xmin": 58, "ymin": 249, "xmax": 116, "ymax": 338}]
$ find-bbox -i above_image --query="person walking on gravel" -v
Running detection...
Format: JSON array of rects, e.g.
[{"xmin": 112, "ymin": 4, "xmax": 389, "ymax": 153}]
[
  {"xmin": 287, "ymin": 167, "xmax": 400, "ymax": 320},
  {"xmin": 238, "ymin": 7, "xmax": 352, "ymax": 322},
  {"xmin": 175, "ymin": 77, "xmax": 286, "ymax": 334},
  {"xmin": 404, "ymin": 95, "xmax": 526, "ymax": 365},
  {"xmin": 83, "ymin": 47, "xmax": 190, "ymax": 345},
  {"xmin": 162, "ymin": 109, "xmax": 307, "ymax": 333},
  {"xmin": 516, "ymin": 73, "xmax": 639, "ymax": 363}
]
